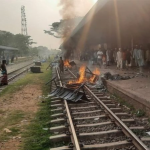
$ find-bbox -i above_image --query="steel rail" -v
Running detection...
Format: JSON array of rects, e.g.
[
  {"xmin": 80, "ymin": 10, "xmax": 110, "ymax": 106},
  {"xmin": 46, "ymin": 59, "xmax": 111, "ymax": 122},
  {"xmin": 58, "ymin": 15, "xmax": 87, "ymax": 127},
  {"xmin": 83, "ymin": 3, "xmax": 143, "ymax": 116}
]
[
  {"xmin": 8, "ymin": 63, "xmax": 34, "ymax": 82},
  {"xmin": 55, "ymin": 67, "xmax": 81, "ymax": 150},
  {"xmin": 8, "ymin": 68, "xmax": 28, "ymax": 82},
  {"xmin": 0, "ymin": 62, "xmax": 34, "ymax": 79},
  {"xmin": 68, "ymin": 69, "xmax": 149, "ymax": 150}
]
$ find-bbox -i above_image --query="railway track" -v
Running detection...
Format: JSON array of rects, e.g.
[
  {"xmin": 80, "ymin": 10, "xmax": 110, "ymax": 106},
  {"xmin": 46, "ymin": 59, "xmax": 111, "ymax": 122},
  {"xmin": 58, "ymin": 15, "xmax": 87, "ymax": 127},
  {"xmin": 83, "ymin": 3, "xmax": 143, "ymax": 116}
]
[
  {"xmin": 50, "ymin": 66, "xmax": 150, "ymax": 150},
  {"xmin": 0, "ymin": 62, "xmax": 34, "ymax": 92},
  {"xmin": 7, "ymin": 62, "xmax": 34, "ymax": 81}
]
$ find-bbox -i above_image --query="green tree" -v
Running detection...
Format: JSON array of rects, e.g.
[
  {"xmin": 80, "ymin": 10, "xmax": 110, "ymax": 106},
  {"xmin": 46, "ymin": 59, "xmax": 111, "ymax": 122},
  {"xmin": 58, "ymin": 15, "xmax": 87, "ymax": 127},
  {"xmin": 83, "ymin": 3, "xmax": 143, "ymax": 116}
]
[
  {"xmin": 13, "ymin": 34, "xmax": 32, "ymax": 55},
  {"xmin": 0, "ymin": 31, "xmax": 15, "ymax": 46},
  {"xmin": 44, "ymin": 17, "xmax": 82, "ymax": 38},
  {"xmin": 0, "ymin": 31, "xmax": 36, "ymax": 55}
]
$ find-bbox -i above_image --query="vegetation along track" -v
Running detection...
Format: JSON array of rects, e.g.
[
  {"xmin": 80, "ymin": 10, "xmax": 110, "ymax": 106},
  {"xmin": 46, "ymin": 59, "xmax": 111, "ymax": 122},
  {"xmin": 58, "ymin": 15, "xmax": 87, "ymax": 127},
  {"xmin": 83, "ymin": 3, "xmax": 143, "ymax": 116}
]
[
  {"xmin": 49, "ymin": 66, "xmax": 150, "ymax": 150},
  {"xmin": 0, "ymin": 62, "xmax": 34, "ymax": 92}
]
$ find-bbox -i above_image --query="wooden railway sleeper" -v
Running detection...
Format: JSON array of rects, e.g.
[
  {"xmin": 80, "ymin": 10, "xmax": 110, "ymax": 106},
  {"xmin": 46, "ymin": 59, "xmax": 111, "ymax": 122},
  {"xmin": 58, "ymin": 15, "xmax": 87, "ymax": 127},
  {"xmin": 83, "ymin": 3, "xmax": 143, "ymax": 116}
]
[{"xmin": 67, "ymin": 68, "xmax": 149, "ymax": 150}]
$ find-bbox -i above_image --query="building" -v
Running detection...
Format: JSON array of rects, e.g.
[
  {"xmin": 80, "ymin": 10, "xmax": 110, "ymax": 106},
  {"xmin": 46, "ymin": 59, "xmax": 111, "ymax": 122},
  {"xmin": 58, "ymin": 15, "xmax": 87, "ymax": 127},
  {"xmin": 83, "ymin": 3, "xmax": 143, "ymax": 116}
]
[{"xmin": 63, "ymin": 0, "xmax": 150, "ymax": 53}]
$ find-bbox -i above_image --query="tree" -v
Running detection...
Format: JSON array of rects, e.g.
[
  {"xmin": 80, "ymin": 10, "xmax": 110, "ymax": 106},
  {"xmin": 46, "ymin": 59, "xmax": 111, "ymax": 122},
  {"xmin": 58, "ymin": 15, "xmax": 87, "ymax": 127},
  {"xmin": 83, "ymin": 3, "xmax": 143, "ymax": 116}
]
[
  {"xmin": 0, "ymin": 31, "xmax": 15, "ymax": 46},
  {"xmin": 29, "ymin": 47, "xmax": 39, "ymax": 56},
  {"xmin": 13, "ymin": 34, "xmax": 35, "ymax": 55},
  {"xmin": 44, "ymin": 17, "xmax": 82, "ymax": 38},
  {"xmin": 0, "ymin": 31, "xmax": 36, "ymax": 55}
]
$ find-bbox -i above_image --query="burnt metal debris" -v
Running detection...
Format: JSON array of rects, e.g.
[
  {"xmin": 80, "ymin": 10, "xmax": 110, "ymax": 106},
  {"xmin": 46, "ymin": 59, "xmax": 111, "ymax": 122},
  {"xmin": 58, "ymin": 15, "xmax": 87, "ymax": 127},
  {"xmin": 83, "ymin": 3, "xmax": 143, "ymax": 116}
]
[
  {"xmin": 49, "ymin": 85, "xmax": 88, "ymax": 102},
  {"xmin": 47, "ymin": 77, "xmax": 88, "ymax": 102},
  {"xmin": 103, "ymin": 72, "xmax": 134, "ymax": 80},
  {"xmin": 69, "ymin": 60, "xmax": 76, "ymax": 67}
]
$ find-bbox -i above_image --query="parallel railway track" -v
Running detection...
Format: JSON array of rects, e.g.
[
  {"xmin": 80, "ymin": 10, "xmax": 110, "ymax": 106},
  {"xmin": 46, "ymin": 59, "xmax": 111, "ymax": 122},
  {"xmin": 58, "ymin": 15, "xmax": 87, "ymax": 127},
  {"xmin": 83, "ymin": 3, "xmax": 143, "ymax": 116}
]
[
  {"xmin": 50, "ymin": 67, "xmax": 150, "ymax": 150},
  {"xmin": 0, "ymin": 62, "xmax": 34, "ymax": 92}
]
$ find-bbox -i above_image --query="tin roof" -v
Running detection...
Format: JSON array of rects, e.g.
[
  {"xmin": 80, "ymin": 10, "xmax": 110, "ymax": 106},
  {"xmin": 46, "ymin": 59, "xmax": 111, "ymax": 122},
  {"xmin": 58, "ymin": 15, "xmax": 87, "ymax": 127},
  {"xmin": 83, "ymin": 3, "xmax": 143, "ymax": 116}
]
[{"xmin": 66, "ymin": 0, "xmax": 150, "ymax": 47}]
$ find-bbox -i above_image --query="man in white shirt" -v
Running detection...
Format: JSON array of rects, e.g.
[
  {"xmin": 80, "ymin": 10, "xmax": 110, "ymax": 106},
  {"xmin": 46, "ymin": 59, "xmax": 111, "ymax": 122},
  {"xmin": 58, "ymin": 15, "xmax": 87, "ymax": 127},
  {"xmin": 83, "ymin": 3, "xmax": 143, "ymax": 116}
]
[
  {"xmin": 97, "ymin": 49, "xmax": 103, "ymax": 67},
  {"xmin": 116, "ymin": 48, "xmax": 122, "ymax": 69}
]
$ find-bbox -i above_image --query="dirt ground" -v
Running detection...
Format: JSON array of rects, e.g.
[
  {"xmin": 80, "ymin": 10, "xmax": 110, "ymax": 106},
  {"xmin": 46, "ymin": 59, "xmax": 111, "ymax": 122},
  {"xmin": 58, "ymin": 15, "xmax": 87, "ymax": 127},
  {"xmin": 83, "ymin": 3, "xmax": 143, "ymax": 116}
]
[{"xmin": 0, "ymin": 84, "xmax": 42, "ymax": 150}]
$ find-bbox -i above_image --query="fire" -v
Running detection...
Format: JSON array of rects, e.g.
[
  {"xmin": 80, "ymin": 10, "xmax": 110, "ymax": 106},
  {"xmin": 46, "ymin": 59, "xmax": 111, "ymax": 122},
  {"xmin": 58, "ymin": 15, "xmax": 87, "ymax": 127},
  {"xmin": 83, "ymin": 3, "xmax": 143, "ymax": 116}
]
[
  {"xmin": 69, "ymin": 66, "xmax": 87, "ymax": 84},
  {"xmin": 64, "ymin": 60, "xmax": 71, "ymax": 68},
  {"xmin": 89, "ymin": 68, "xmax": 100, "ymax": 83},
  {"xmin": 78, "ymin": 66, "xmax": 86, "ymax": 83},
  {"xmin": 68, "ymin": 67, "xmax": 100, "ymax": 84}
]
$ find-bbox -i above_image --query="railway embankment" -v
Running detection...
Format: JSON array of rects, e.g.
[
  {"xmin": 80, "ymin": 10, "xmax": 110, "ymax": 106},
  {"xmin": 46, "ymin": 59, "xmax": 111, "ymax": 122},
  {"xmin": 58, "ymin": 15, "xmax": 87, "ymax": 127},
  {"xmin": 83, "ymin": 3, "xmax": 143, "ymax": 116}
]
[{"xmin": 0, "ymin": 62, "xmax": 51, "ymax": 150}]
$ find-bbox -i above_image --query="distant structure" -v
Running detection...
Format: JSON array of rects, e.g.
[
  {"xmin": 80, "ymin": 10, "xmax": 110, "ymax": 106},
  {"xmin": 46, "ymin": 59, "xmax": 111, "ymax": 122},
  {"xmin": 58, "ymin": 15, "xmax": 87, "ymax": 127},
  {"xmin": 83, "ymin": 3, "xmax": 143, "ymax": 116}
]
[{"xmin": 21, "ymin": 6, "xmax": 28, "ymax": 35}]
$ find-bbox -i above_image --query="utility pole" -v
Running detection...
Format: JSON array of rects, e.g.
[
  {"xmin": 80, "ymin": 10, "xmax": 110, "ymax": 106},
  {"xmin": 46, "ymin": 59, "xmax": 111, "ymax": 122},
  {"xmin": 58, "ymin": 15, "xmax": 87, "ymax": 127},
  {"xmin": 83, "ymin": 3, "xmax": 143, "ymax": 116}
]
[{"xmin": 21, "ymin": 6, "xmax": 28, "ymax": 35}]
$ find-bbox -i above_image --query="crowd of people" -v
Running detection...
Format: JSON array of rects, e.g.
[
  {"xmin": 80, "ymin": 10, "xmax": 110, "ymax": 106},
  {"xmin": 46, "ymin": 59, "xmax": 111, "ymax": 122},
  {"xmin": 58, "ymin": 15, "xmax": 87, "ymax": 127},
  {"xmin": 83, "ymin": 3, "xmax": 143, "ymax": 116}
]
[{"xmin": 80, "ymin": 45, "xmax": 150, "ymax": 73}]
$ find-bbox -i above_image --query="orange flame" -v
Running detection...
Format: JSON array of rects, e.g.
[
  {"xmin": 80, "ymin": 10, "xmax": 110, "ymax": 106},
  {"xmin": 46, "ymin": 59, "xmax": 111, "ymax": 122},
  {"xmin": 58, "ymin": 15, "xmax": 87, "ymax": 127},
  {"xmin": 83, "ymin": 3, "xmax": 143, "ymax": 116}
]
[
  {"xmin": 69, "ymin": 66, "xmax": 87, "ymax": 84},
  {"xmin": 68, "ymin": 67, "xmax": 100, "ymax": 84},
  {"xmin": 89, "ymin": 68, "xmax": 100, "ymax": 83},
  {"xmin": 64, "ymin": 60, "xmax": 71, "ymax": 68}
]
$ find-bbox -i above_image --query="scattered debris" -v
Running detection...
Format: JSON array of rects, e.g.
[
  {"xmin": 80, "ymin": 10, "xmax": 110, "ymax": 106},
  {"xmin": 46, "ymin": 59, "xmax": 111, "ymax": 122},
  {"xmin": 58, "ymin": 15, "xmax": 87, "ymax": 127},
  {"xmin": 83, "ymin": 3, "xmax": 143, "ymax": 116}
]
[
  {"xmin": 21, "ymin": 120, "xmax": 28, "ymax": 123},
  {"xmin": 43, "ymin": 128, "xmax": 48, "ymax": 131},
  {"xmin": 102, "ymin": 72, "xmax": 133, "ymax": 80},
  {"xmin": 146, "ymin": 131, "xmax": 150, "ymax": 136},
  {"xmin": 13, "ymin": 136, "xmax": 21, "ymax": 139},
  {"xmin": 94, "ymin": 118, "xmax": 99, "ymax": 121},
  {"xmin": 4, "ymin": 128, "xmax": 12, "ymax": 133},
  {"xmin": 88, "ymin": 78, "xmax": 107, "ymax": 93}
]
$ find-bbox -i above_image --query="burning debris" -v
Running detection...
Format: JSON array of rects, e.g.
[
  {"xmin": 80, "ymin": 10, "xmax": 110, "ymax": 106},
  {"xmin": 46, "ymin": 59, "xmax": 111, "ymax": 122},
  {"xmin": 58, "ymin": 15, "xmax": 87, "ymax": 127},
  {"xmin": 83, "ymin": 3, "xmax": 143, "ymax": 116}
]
[
  {"xmin": 64, "ymin": 60, "xmax": 76, "ymax": 69},
  {"xmin": 69, "ymin": 66, "xmax": 86, "ymax": 84},
  {"xmin": 64, "ymin": 60, "xmax": 72, "ymax": 68},
  {"xmin": 68, "ymin": 66, "xmax": 100, "ymax": 84},
  {"xmin": 89, "ymin": 68, "xmax": 100, "ymax": 83}
]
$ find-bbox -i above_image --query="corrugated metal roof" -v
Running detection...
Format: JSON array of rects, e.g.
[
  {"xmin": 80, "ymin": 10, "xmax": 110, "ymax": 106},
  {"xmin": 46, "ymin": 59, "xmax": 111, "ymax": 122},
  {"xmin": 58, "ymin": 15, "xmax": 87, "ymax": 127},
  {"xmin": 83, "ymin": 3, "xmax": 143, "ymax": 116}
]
[
  {"xmin": 64, "ymin": 0, "xmax": 150, "ymax": 48},
  {"xmin": 70, "ymin": 0, "xmax": 108, "ymax": 37},
  {"xmin": 0, "ymin": 45, "xmax": 19, "ymax": 51}
]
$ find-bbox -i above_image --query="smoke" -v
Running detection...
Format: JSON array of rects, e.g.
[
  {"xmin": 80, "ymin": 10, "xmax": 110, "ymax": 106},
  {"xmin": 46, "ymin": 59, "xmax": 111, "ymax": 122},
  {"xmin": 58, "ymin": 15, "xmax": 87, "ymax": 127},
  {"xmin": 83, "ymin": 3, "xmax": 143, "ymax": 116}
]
[
  {"xmin": 58, "ymin": 0, "xmax": 95, "ymax": 59},
  {"xmin": 59, "ymin": 0, "xmax": 94, "ymax": 19},
  {"xmin": 59, "ymin": 0, "xmax": 76, "ymax": 19}
]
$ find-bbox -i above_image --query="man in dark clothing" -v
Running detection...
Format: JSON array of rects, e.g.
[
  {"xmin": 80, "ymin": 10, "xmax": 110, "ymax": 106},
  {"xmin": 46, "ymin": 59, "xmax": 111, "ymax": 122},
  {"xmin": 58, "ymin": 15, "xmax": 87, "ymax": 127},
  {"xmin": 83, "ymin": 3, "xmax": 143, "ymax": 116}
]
[
  {"xmin": 126, "ymin": 49, "xmax": 131, "ymax": 69},
  {"xmin": 59, "ymin": 57, "xmax": 64, "ymax": 73},
  {"xmin": 0, "ymin": 60, "xmax": 8, "ymax": 85}
]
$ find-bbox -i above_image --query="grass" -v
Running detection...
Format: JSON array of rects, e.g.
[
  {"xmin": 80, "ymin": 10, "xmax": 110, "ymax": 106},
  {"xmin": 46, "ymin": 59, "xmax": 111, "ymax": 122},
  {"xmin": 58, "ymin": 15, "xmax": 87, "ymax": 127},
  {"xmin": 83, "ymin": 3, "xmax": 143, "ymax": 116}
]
[
  {"xmin": 111, "ymin": 93, "xmax": 146, "ymax": 117},
  {"xmin": 21, "ymin": 98, "xmax": 51, "ymax": 150},
  {"xmin": 0, "ymin": 110, "xmax": 25, "ymax": 141},
  {"xmin": 0, "ymin": 61, "xmax": 52, "ymax": 150},
  {"xmin": 20, "ymin": 62, "xmax": 52, "ymax": 150},
  {"xmin": 111, "ymin": 93, "xmax": 135, "ymax": 111},
  {"xmin": 0, "ymin": 62, "xmax": 51, "ymax": 97},
  {"xmin": 0, "ymin": 109, "xmax": 5, "ymax": 114}
]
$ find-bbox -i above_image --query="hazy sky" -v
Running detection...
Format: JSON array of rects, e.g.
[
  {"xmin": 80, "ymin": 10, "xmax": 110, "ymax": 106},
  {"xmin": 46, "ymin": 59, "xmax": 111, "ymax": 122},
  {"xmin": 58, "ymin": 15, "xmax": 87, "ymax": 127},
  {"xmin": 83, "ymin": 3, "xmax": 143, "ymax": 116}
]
[{"xmin": 0, "ymin": 0, "xmax": 97, "ymax": 49}]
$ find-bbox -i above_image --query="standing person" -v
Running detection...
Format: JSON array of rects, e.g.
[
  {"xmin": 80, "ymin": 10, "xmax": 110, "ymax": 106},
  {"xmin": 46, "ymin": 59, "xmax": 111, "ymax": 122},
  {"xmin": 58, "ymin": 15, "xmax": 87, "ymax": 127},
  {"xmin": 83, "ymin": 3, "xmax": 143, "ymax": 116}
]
[
  {"xmin": 94, "ymin": 50, "xmax": 97, "ymax": 64},
  {"xmin": 113, "ymin": 48, "xmax": 117, "ymax": 64},
  {"xmin": 106, "ymin": 49, "xmax": 110, "ymax": 66},
  {"xmin": 97, "ymin": 49, "xmax": 103, "ymax": 68},
  {"xmin": 109, "ymin": 49, "xmax": 113, "ymax": 64},
  {"xmin": 0, "ymin": 60, "xmax": 8, "ymax": 85},
  {"xmin": 116, "ymin": 48, "xmax": 123, "ymax": 69},
  {"xmin": 122, "ymin": 49, "xmax": 127, "ymax": 69},
  {"xmin": 102, "ymin": 55, "xmax": 107, "ymax": 68},
  {"xmin": 59, "ymin": 57, "xmax": 64, "ymax": 73},
  {"xmin": 137, "ymin": 46, "xmax": 145, "ymax": 74},
  {"xmin": 11, "ymin": 55, "xmax": 15, "ymax": 63},
  {"xmin": 133, "ymin": 45, "xmax": 138, "ymax": 66},
  {"xmin": 126, "ymin": 49, "xmax": 131, "ymax": 70},
  {"xmin": 146, "ymin": 49, "xmax": 150, "ymax": 69},
  {"xmin": 6, "ymin": 56, "xmax": 9, "ymax": 65}
]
